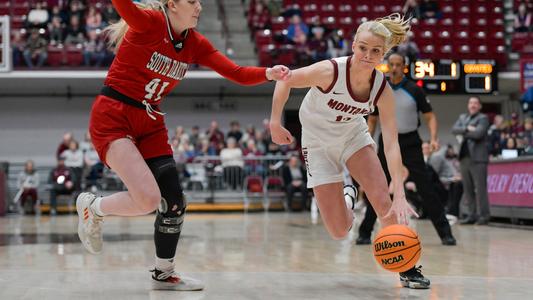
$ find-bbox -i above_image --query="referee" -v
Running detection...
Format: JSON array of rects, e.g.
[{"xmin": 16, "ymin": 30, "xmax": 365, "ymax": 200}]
[{"xmin": 356, "ymin": 53, "xmax": 456, "ymax": 246}]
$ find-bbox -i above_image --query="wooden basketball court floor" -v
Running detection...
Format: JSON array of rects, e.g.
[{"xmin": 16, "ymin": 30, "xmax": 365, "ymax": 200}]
[{"xmin": 0, "ymin": 211, "xmax": 532, "ymax": 300}]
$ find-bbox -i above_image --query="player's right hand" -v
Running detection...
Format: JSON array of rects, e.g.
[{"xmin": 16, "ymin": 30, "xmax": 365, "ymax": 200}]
[{"xmin": 270, "ymin": 122, "xmax": 294, "ymax": 145}]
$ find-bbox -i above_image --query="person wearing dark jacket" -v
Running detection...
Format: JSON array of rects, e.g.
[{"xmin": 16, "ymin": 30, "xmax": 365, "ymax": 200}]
[{"xmin": 282, "ymin": 155, "xmax": 308, "ymax": 211}]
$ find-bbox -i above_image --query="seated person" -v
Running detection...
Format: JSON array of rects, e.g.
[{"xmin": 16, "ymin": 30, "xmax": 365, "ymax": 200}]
[
  {"xmin": 220, "ymin": 137, "xmax": 244, "ymax": 190},
  {"xmin": 48, "ymin": 157, "xmax": 75, "ymax": 215},
  {"xmin": 17, "ymin": 160, "xmax": 40, "ymax": 214},
  {"xmin": 282, "ymin": 155, "xmax": 308, "ymax": 211}
]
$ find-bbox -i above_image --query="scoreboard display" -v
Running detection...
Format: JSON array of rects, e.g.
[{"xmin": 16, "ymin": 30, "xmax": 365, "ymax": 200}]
[{"xmin": 377, "ymin": 59, "xmax": 498, "ymax": 94}]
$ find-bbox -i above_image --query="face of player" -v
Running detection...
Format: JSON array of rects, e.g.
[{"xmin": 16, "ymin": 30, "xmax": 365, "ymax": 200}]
[
  {"xmin": 352, "ymin": 31, "xmax": 385, "ymax": 71},
  {"xmin": 167, "ymin": 0, "xmax": 202, "ymax": 29},
  {"xmin": 387, "ymin": 54, "xmax": 405, "ymax": 82},
  {"xmin": 467, "ymin": 97, "xmax": 481, "ymax": 115}
]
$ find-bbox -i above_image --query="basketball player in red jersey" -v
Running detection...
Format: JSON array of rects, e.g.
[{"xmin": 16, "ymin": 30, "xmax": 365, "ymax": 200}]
[
  {"xmin": 75, "ymin": 0, "xmax": 290, "ymax": 291},
  {"xmin": 270, "ymin": 14, "xmax": 430, "ymax": 289}
]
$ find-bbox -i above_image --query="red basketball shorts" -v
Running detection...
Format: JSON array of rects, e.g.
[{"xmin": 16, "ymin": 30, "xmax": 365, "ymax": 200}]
[{"xmin": 89, "ymin": 95, "xmax": 172, "ymax": 165}]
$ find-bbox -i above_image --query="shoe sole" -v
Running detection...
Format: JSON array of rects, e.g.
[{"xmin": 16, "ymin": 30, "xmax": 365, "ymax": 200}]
[
  {"xmin": 76, "ymin": 194, "xmax": 101, "ymax": 255},
  {"xmin": 151, "ymin": 279, "xmax": 204, "ymax": 291},
  {"xmin": 401, "ymin": 280, "xmax": 430, "ymax": 289}
]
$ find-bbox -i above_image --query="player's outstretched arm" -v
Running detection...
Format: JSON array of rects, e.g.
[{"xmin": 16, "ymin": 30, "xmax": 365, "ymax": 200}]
[
  {"xmin": 377, "ymin": 85, "xmax": 418, "ymax": 225},
  {"xmin": 111, "ymin": 0, "xmax": 154, "ymax": 32},
  {"xmin": 270, "ymin": 60, "xmax": 333, "ymax": 145}
]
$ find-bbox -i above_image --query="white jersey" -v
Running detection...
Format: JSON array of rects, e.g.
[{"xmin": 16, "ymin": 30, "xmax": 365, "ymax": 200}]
[{"xmin": 299, "ymin": 56, "xmax": 387, "ymax": 141}]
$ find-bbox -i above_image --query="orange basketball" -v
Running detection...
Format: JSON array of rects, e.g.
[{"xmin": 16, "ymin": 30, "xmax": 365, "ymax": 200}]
[{"xmin": 372, "ymin": 224, "xmax": 421, "ymax": 273}]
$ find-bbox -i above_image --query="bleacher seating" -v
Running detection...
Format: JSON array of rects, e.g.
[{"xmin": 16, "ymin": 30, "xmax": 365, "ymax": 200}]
[{"xmin": 249, "ymin": 0, "xmax": 508, "ymax": 68}]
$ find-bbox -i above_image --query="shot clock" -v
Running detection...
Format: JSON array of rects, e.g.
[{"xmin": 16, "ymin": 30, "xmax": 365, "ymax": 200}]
[{"xmin": 378, "ymin": 59, "xmax": 498, "ymax": 94}]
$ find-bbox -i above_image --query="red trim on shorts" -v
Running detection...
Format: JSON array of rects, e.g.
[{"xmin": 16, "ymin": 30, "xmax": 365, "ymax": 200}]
[{"xmin": 316, "ymin": 59, "xmax": 338, "ymax": 94}]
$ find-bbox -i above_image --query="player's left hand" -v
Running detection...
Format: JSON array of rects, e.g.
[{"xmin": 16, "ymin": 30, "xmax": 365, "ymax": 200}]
[{"xmin": 266, "ymin": 65, "xmax": 291, "ymax": 81}]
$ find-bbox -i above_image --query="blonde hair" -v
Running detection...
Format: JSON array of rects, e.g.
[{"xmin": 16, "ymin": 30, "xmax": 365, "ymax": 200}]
[
  {"xmin": 355, "ymin": 13, "xmax": 411, "ymax": 53},
  {"xmin": 104, "ymin": 0, "xmax": 169, "ymax": 51}
]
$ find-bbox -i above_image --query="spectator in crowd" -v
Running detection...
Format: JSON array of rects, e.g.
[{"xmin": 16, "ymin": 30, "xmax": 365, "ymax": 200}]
[
  {"xmin": 281, "ymin": 155, "xmax": 308, "ymax": 211},
  {"xmin": 67, "ymin": 0, "xmax": 86, "ymax": 27},
  {"xmin": 514, "ymin": 2, "xmax": 532, "ymax": 33},
  {"xmin": 253, "ymin": 130, "xmax": 267, "ymax": 154},
  {"xmin": 27, "ymin": 2, "xmax": 49, "ymax": 29},
  {"xmin": 241, "ymin": 124, "xmax": 256, "ymax": 147},
  {"xmin": 423, "ymin": 141, "xmax": 456, "ymax": 185},
  {"xmin": 17, "ymin": 160, "xmax": 40, "ymax": 214},
  {"xmin": 243, "ymin": 139, "xmax": 264, "ymax": 175},
  {"xmin": 523, "ymin": 118, "xmax": 533, "ymax": 150},
  {"xmin": 502, "ymin": 137, "xmax": 521, "ymax": 156},
  {"xmin": 172, "ymin": 126, "xmax": 189, "ymax": 144},
  {"xmin": 11, "ymin": 31, "xmax": 26, "ymax": 67},
  {"xmin": 49, "ymin": 5, "xmax": 68, "ymax": 25},
  {"xmin": 79, "ymin": 131, "xmax": 92, "ymax": 153},
  {"xmin": 56, "ymin": 132, "xmax": 74, "ymax": 159},
  {"xmin": 49, "ymin": 16, "xmax": 65, "ymax": 45},
  {"xmin": 206, "ymin": 121, "xmax": 225, "ymax": 153},
  {"xmin": 85, "ymin": 5, "xmax": 103, "ymax": 31},
  {"xmin": 403, "ymin": 0, "xmax": 421, "ymax": 20},
  {"xmin": 308, "ymin": 27, "xmax": 329, "ymax": 63},
  {"xmin": 508, "ymin": 112, "xmax": 525, "ymax": 135},
  {"xmin": 443, "ymin": 144, "xmax": 463, "ymax": 219},
  {"xmin": 61, "ymin": 140, "xmax": 84, "ymax": 191},
  {"xmin": 220, "ymin": 137, "xmax": 245, "ymax": 189},
  {"xmin": 265, "ymin": 0, "xmax": 282, "ymax": 17},
  {"xmin": 188, "ymin": 125, "xmax": 200, "ymax": 149},
  {"xmin": 395, "ymin": 32, "xmax": 419, "ymax": 64},
  {"xmin": 452, "ymin": 96, "xmax": 490, "ymax": 225},
  {"xmin": 419, "ymin": 0, "xmax": 441, "ymax": 20},
  {"xmin": 248, "ymin": 0, "xmax": 271, "ymax": 31},
  {"xmin": 48, "ymin": 156, "xmax": 74, "ymax": 215},
  {"xmin": 83, "ymin": 30, "xmax": 107, "ymax": 67},
  {"xmin": 101, "ymin": 2, "xmax": 120, "ymax": 25},
  {"xmin": 488, "ymin": 114, "xmax": 505, "ymax": 157},
  {"xmin": 227, "ymin": 120, "xmax": 243, "ymax": 143},
  {"xmin": 283, "ymin": 139, "xmax": 300, "ymax": 157},
  {"xmin": 84, "ymin": 141, "xmax": 103, "ymax": 191},
  {"xmin": 64, "ymin": 15, "xmax": 86, "ymax": 46},
  {"xmin": 197, "ymin": 138, "xmax": 217, "ymax": 157},
  {"xmin": 422, "ymin": 141, "xmax": 461, "ymax": 223},
  {"xmin": 23, "ymin": 29, "xmax": 48, "ymax": 69},
  {"xmin": 327, "ymin": 29, "xmax": 349, "ymax": 58},
  {"xmin": 286, "ymin": 14, "xmax": 309, "ymax": 44}
]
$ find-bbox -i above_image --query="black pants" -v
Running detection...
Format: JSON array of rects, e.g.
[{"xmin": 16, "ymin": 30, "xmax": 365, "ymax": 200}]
[
  {"xmin": 358, "ymin": 132, "xmax": 453, "ymax": 239},
  {"xmin": 286, "ymin": 184, "xmax": 308, "ymax": 211}
]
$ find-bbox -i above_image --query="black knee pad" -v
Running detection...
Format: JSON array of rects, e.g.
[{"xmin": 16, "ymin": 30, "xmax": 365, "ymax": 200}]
[{"xmin": 146, "ymin": 156, "xmax": 186, "ymax": 234}]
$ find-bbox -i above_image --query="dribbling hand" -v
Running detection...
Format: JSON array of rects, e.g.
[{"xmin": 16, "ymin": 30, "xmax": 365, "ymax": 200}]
[
  {"xmin": 270, "ymin": 122, "xmax": 294, "ymax": 145},
  {"xmin": 266, "ymin": 65, "xmax": 292, "ymax": 81},
  {"xmin": 385, "ymin": 194, "xmax": 419, "ymax": 226}
]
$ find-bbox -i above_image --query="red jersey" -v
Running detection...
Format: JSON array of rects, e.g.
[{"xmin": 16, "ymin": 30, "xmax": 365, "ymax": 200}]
[{"xmin": 105, "ymin": 0, "xmax": 268, "ymax": 105}]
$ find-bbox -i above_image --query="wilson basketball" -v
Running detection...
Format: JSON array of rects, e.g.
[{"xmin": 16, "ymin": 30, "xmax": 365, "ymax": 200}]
[{"xmin": 373, "ymin": 225, "xmax": 421, "ymax": 273}]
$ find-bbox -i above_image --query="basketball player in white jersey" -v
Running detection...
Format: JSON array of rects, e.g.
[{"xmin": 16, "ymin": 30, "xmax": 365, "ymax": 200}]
[{"xmin": 270, "ymin": 14, "xmax": 430, "ymax": 289}]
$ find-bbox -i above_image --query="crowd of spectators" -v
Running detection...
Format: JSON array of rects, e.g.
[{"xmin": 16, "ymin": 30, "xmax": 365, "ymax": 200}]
[
  {"xmin": 247, "ymin": 0, "xmax": 422, "ymax": 67},
  {"xmin": 487, "ymin": 113, "xmax": 533, "ymax": 158},
  {"xmin": 12, "ymin": 0, "xmax": 118, "ymax": 68}
]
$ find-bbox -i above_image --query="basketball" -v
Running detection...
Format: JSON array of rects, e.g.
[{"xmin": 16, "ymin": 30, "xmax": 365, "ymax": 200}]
[{"xmin": 373, "ymin": 225, "xmax": 421, "ymax": 273}]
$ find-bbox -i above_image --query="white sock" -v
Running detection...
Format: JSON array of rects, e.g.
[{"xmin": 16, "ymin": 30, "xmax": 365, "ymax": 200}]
[
  {"xmin": 344, "ymin": 194, "xmax": 354, "ymax": 211},
  {"xmin": 155, "ymin": 256, "xmax": 175, "ymax": 271},
  {"xmin": 90, "ymin": 197, "xmax": 106, "ymax": 217}
]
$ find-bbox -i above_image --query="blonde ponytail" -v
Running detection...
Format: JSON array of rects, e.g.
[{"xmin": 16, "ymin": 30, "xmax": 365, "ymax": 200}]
[
  {"xmin": 355, "ymin": 13, "xmax": 411, "ymax": 53},
  {"xmin": 104, "ymin": 0, "xmax": 168, "ymax": 52}
]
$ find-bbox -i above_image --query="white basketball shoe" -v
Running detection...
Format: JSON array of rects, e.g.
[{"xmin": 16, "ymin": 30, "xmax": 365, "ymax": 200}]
[
  {"xmin": 343, "ymin": 185, "xmax": 358, "ymax": 212},
  {"xmin": 76, "ymin": 192, "xmax": 104, "ymax": 254},
  {"xmin": 151, "ymin": 269, "xmax": 205, "ymax": 291}
]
